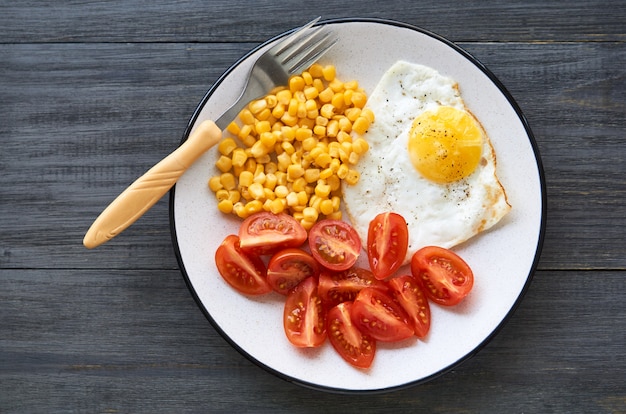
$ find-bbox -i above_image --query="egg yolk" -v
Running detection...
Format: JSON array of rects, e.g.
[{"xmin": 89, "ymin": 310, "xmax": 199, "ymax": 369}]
[{"xmin": 408, "ymin": 106, "xmax": 483, "ymax": 183}]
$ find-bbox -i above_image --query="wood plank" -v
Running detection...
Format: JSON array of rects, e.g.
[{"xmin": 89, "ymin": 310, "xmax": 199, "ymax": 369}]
[
  {"xmin": 1, "ymin": 42, "xmax": 624, "ymax": 270},
  {"xmin": 1, "ymin": 1, "xmax": 624, "ymax": 43},
  {"xmin": 1, "ymin": 268, "xmax": 624, "ymax": 411}
]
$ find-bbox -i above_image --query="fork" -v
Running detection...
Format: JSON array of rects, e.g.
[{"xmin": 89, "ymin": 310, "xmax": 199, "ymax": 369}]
[{"xmin": 83, "ymin": 17, "xmax": 337, "ymax": 249}]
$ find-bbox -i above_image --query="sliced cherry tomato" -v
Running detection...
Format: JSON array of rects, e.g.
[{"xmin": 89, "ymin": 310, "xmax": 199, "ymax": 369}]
[
  {"xmin": 410, "ymin": 246, "xmax": 474, "ymax": 306},
  {"xmin": 351, "ymin": 287, "xmax": 414, "ymax": 342},
  {"xmin": 238, "ymin": 212, "xmax": 307, "ymax": 255},
  {"xmin": 267, "ymin": 248, "xmax": 319, "ymax": 295},
  {"xmin": 367, "ymin": 212, "xmax": 409, "ymax": 280},
  {"xmin": 318, "ymin": 267, "xmax": 388, "ymax": 309},
  {"xmin": 308, "ymin": 219, "xmax": 361, "ymax": 271},
  {"xmin": 215, "ymin": 234, "xmax": 270, "ymax": 295},
  {"xmin": 283, "ymin": 277, "xmax": 326, "ymax": 347},
  {"xmin": 387, "ymin": 275, "xmax": 431, "ymax": 338},
  {"xmin": 327, "ymin": 302, "xmax": 376, "ymax": 369}
]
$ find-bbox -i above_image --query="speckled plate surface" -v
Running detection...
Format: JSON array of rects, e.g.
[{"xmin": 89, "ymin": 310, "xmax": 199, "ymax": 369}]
[{"xmin": 170, "ymin": 18, "xmax": 546, "ymax": 393}]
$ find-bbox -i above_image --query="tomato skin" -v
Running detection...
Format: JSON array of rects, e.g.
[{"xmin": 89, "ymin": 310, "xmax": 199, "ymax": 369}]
[
  {"xmin": 351, "ymin": 287, "xmax": 414, "ymax": 342},
  {"xmin": 308, "ymin": 219, "xmax": 361, "ymax": 271},
  {"xmin": 238, "ymin": 212, "xmax": 307, "ymax": 255},
  {"xmin": 327, "ymin": 302, "xmax": 376, "ymax": 369},
  {"xmin": 283, "ymin": 277, "xmax": 326, "ymax": 348},
  {"xmin": 410, "ymin": 246, "xmax": 474, "ymax": 306},
  {"xmin": 318, "ymin": 267, "xmax": 388, "ymax": 309},
  {"xmin": 267, "ymin": 248, "xmax": 319, "ymax": 295},
  {"xmin": 367, "ymin": 212, "xmax": 409, "ymax": 280},
  {"xmin": 387, "ymin": 275, "xmax": 431, "ymax": 338},
  {"xmin": 215, "ymin": 234, "xmax": 271, "ymax": 295}
]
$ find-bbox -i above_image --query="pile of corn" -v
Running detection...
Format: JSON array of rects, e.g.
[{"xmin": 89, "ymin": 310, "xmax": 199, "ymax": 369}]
[{"xmin": 208, "ymin": 64, "xmax": 373, "ymax": 230}]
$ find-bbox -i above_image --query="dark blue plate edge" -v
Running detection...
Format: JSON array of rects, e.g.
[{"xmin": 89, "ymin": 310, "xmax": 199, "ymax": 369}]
[{"xmin": 168, "ymin": 17, "xmax": 548, "ymax": 395}]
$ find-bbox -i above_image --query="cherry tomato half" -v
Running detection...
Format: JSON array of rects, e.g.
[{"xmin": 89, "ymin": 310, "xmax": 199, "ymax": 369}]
[
  {"xmin": 410, "ymin": 246, "xmax": 474, "ymax": 306},
  {"xmin": 215, "ymin": 234, "xmax": 271, "ymax": 295},
  {"xmin": 351, "ymin": 287, "xmax": 414, "ymax": 342},
  {"xmin": 238, "ymin": 212, "xmax": 307, "ymax": 256},
  {"xmin": 267, "ymin": 248, "xmax": 319, "ymax": 295},
  {"xmin": 387, "ymin": 275, "xmax": 431, "ymax": 338},
  {"xmin": 367, "ymin": 212, "xmax": 409, "ymax": 280},
  {"xmin": 327, "ymin": 302, "xmax": 376, "ymax": 369},
  {"xmin": 308, "ymin": 219, "xmax": 361, "ymax": 271},
  {"xmin": 318, "ymin": 267, "xmax": 388, "ymax": 309},
  {"xmin": 283, "ymin": 276, "xmax": 326, "ymax": 348}
]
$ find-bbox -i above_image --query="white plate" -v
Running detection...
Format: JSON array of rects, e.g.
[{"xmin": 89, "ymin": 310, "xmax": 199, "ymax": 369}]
[{"xmin": 170, "ymin": 18, "xmax": 546, "ymax": 393}]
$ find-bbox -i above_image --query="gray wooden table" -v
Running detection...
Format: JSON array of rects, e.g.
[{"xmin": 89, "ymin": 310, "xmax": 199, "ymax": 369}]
[{"xmin": 2, "ymin": 1, "xmax": 625, "ymax": 412}]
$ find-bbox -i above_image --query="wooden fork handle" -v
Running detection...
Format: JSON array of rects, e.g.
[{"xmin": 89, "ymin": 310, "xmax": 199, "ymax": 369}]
[{"xmin": 83, "ymin": 120, "xmax": 222, "ymax": 249}]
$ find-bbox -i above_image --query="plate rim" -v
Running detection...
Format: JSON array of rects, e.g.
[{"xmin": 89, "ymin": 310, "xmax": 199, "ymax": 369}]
[{"xmin": 169, "ymin": 17, "xmax": 547, "ymax": 394}]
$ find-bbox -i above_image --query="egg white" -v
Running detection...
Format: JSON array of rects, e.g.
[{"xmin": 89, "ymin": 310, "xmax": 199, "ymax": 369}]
[{"xmin": 343, "ymin": 60, "xmax": 511, "ymax": 265}]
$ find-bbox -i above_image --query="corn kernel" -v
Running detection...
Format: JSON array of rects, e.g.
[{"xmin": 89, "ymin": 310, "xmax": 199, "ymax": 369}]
[
  {"xmin": 361, "ymin": 107, "xmax": 375, "ymax": 123},
  {"xmin": 287, "ymin": 164, "xmax": 304, "ymax": 181},
  {"xmin": 238, "ymin": 170, "xmax": 254, "ymax": 187},
  {"xmin": 250, "ymin": 140, "xmax": 268, "ymax": 158},
  {"xmin": 281, "ymin": 113, "xmax": 298, "ymax": 127},
  {"xmin": 208, "ymin": 176, "xmax": 223, "ymax": 192},
  {"xmin": 304, "ymin": 86, "xmax": 319, "ymax": 100},
  {"xmin": 249, "ymin": 99, "xmax": 267, "ymax": 114},
  {"xmin": 239, "ymin": 108, "xmax": 255, "ymax": 125},
  {"xmin": 327, "ymin": 120, "xmax": 339, "ymax": 138},
  {"xmin": 313, "ymin": 125, "xmax": 326, "ymax": 136},
  {"xmin": 215, "ymin": 189, "xmax": 229, "ymax": 201},
  {"xmin": 309, "ymin": 63, "xmax": 324, "ymax": 78},
  {"xmin": 320, "ymin": 103, "xmax": 335, "ymax": 118},
  {"xmin": 351, "ymin": 92, "xmax": 368, "ymax": 108},
  {"xmin": 214, "ymin": 155, "xmax": 231, "ymax": 173},
  {"xmin": 295, "ymin": 127, "xmax": 312, "ymax": 141},
  {"xmin": 275, "ymin": 185, "xmax": 289, "ymax": 199},
  {"xmin": 345, "ymin": 169, "xmax": 360, "ymax": 185},
  {"xmin": 217, "ymin": 199, "xmax": 234, "ymax": 214},
  {"xmin": 318, "ymin": 88, "xmax": 334, "ymax": 103},
  {"xmin": 292, "ymin": 177, "xmax": 307, "ymax": 193},
  {"xmin": 337, "ymin": 130, "xmax": 352, "ymax": 143},
  {"xmin": 286, "ymin": 191, "xmax": 299, "ymax": 207},
  {"xmin": 276, "ymin": 171, "xmax": 287, "ymax": 186},
  {"xmin": 233, "ymin": 202, "xmax": 247, "ymax": 219},
  {"xmin": 297, "ymin": 190, "xmax": 308, "ymax": 206},
  {"xmin": 331, "ymin": 93, "xmax": 345, "ymax": 111},
  {"xmin": 259, "ymin": 131, "xmax": 277, "ymax": 148},
  {"xmin": 345, "ymin": 107, "xmax": 361, "ymax": 122},
  {"xmin": 220, "ymin": 173, "xmax": 236, "ymax": 190},
  {"xmin": 329, "ymin": 78, "xmax": 344, "ymax": 93},
  {"xmin": 289, "ymin": 76, "xmax": 305, "ymax": 92},
  {"xmin": 322, "ymin": 65, "xmax": 336, "ymax": 81},
  {"xmin": 304, "ymin": 168, "xmax": 320, "ymax": 183},
  {"xmin": 315, "ymin": 183, "xmax": 331, "ymax": 198},
  {"xmin": 352, "ymin": 116, "xmax": 370, "ymax": 135},
  {"xmin": 269, "ymin": 198, "xmax": 285, "ymax": 214},
  {"xmin": 303, "ymin": 207, "xmax": 319, "ymax": 222},
  {"xmin": 248, "ymin": 182, "xmax": 265, "ymax": 200},
  {"xmin": 316, "ymin": 153, "xmax": 332, "ymax": 168},
  {"xmin": 276, "ymin": 89, "xmax": 292, "ymax": 105},
  {"xmin": 228, "ymin": 190, "xmax": 241, "ymax": 204},
  {"xmin": 320, "ymin": 199, "xmax": 334, "ymax": 215},
  {"xmin": 327, "ymin": 174, "xmax": 341, "ymax": 191},
  {"xmin": 313, "ymin": 78, "xmax": 324, "ymax": 92},
  {"xmin": 272, "ymin": 103, "xmax": 286, "ymax": 118},
  {"xmin": 348, "ymin": 152, "xmax": 359, "ymax": 164},
  {"xmin": 245, "ymin": 200, "xmax": 263, "ymax": 215},
  {"xmin": 226, "ymin": 122, "xmax": 241, "ymax": 136},
  {"xmin": 265, "ymin": 95, "xmax": 278, "ymax": 108},
  {"xmin": 300, "ymin": 219, "xmax": 315, "ymax": 231},
  {"xmin": 218, "ymin": 138, "xmax": 238, "ymax": 156},
  {"xmin": 302, "ymin": 71, "xmax": 313, "ymax": 85}
]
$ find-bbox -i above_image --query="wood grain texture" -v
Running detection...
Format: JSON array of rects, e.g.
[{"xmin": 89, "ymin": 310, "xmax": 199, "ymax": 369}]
[{"xmin": 1, "ymin": 0, "xmax": 625, "ymax": 412}]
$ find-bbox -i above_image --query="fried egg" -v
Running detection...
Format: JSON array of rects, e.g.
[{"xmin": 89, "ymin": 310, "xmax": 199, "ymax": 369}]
[{"xmin": 343, "ymin": 60, "xmax": 511, "ymax": 265}]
